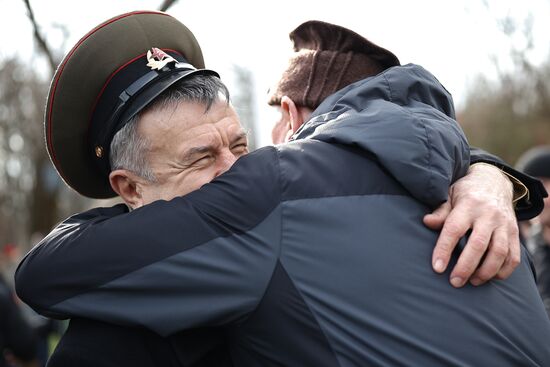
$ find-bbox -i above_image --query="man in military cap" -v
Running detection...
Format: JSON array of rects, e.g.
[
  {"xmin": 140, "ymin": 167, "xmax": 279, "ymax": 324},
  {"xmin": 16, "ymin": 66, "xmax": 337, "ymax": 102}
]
[
  {"xmin": 16, "ymin": 13, "xmax": 550, "ymax": 366},
  {"xmin": 27, "ymin": 10, "xmax": 237, "ymax": 367}
]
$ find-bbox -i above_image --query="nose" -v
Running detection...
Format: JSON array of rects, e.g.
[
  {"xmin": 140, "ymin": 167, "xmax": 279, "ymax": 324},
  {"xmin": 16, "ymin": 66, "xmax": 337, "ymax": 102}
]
[{"xmin": 215, "ymin": 149, "xmax": 238, "ymax": 177}]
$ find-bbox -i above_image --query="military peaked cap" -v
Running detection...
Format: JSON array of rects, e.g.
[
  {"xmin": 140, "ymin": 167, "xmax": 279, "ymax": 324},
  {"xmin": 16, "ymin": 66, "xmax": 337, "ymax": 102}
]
[{"xmin": 45, "ymin": 10, "xmax": 218, "ymax": 198}]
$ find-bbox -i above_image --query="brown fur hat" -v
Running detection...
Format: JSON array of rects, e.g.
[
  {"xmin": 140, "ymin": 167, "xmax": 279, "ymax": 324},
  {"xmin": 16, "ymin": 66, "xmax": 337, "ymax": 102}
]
[{"xmin": 268, "ymin": 20, "xmax": 400, "ymax": 109}]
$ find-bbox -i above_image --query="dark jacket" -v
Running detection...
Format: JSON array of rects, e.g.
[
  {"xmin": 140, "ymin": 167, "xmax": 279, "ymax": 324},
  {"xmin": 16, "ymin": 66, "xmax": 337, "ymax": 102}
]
[
  {"xmin": 47, "ymin": 318, "xmax": 231, "ymax": 367},
  {"xmin": 16, "ymin": 64, "xmax": 550, "ymax": 366}
]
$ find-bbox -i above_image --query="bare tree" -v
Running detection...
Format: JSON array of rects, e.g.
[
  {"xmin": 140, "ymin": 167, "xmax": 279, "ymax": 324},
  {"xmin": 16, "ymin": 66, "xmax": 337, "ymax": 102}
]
[
  {"xmin": 0, "ymin": 57, "xmax": 55, "ymax": 248},
  {"xmin": 0, "ymin": 0, "xmax": 85, "ymax": 249},
  {"xmin": 458, "ymin": 4, "xmax": 550, "ymax": 164},
  {"xmin": 159, "ymin": 0, "xmax": 179, "ymax": 12},
  {"xmin": 22, "ymin": 0, "xmax": 58, "ymax": 74}
]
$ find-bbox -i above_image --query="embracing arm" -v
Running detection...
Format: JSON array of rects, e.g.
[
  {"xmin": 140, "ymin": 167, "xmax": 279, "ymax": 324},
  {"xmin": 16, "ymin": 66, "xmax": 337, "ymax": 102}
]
[
  {"xmin": 427, "ymin": 146, "xmax": 548, "ymax": 287},
  {"xmin": 15, "ymin": 148, "xmax": 282, "ymax": 336},
  {"xmin": 469, "ymin": 147, "xmax": 547, "ymax": 220}
]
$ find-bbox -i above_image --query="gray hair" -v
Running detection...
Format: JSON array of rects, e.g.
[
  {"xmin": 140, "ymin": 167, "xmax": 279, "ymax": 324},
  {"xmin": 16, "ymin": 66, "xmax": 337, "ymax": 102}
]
[{"xmin": 109, "ymin": 73, "xmax": 230, "ymax": 181}]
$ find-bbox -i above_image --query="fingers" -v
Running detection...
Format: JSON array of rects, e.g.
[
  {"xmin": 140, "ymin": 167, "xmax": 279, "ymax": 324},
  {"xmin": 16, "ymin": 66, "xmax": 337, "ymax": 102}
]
[
  {"xmin": 431, "ymin": 163, "xmax": 521, "ymax": 288},
  {"xmin": 423, "ymin": 200, "xmax": 452, "ymax": 230},
  {"xmin": 432, "ymin": 209, "xmax": 471, "ymax": 274},
  {"xmin": 495, "ymin": 247, "xmax": 521, "ymax": 280},
  {"xmin": 468, "ymin": 227, "xmax": 509, "ymax": 286},
  {"xmin": 448, "ymin": 225, "xmax": 492, "ymax": 287},
  {"xmin": 491, "ymin": 225, "xmax": 521, "ymax": 282},
  {"xmin": 469, "ymin": 214, "xmax": 521, "ymax": 285}
]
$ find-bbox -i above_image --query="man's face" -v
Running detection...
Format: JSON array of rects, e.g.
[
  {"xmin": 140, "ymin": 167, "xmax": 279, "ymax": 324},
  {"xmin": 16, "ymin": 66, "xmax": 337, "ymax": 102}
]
[{"xmin": 136, "ymin": 100, "xmax": 248, "ymax": 206}]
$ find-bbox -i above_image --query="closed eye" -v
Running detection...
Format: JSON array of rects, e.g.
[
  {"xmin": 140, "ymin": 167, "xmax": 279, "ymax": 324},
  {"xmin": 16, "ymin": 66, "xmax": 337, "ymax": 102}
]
[
  {"xmin": 191, "ymin": 154, "xmax": 214, "ymax": 166},
  {"xmin": 231, "ymin": 143, "xmax": 248, "ymax": 150},
  {"xmin": 182, "ymin": 145, "xmax": 215, "ymax": 166},
  {"xmin": 231, "ymin": 143, "xmax": 249, "ymax": 156}
]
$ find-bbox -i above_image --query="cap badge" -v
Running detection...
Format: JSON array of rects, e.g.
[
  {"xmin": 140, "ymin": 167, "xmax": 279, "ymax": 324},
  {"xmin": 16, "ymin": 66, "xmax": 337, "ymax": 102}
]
[{"xmin": 146, "ymin": 48, "xmax": 177, "ymax": 70}]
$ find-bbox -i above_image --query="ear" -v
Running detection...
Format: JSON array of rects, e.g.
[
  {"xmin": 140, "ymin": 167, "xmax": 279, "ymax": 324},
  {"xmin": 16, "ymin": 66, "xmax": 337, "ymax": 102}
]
[
  {"xmin": 280, "ymin": 96, "xmax": 306, "ymax": 142},
  {"xmin": 109, "ymin": 169, "xmax": 144, "ymax": 209}
]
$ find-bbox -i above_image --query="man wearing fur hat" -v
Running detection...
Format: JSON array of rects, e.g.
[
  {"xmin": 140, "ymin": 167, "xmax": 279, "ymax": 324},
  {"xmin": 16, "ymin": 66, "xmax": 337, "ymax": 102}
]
[
  {"xmin": 16, "ymin": 14, "xmax": 550, "ymax": 366},
  {"xmin": 266, "ymin": 20, "xmax": 547, "ymax": 287}
]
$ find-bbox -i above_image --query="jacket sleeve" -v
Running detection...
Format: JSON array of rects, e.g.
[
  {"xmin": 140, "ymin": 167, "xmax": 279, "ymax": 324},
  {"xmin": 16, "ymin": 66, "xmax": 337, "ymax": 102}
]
[
  {"xmin": 469, "ymin": 147, "xmax": 548, "ymax": 221},
  {"xmin": 15, "ymin": 147, "xmax": 282, "ymax": 336}
]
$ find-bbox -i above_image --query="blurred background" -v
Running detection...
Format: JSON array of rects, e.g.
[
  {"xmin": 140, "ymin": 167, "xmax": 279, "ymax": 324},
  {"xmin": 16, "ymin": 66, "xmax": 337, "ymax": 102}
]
[{"xmin": 0, "ymin": 0, "xmax": 549, "ymax": 286}]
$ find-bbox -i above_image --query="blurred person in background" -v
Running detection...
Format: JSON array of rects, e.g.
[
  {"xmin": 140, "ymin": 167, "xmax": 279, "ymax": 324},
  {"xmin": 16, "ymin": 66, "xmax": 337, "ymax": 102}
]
[
  {"xmin": 0, "ymin": 269, "xmax": 39, "ymax": 367},
  {"xmin": 516, "ymin": 145, "xmax": 550, "ymax": 317},
  {"xmin": 0, "ymin": 245, "xmax": 20, "ymax": 290},
  {"xmin": 1, "ymin": 245, "xmax": 64, "ymax": 367}
]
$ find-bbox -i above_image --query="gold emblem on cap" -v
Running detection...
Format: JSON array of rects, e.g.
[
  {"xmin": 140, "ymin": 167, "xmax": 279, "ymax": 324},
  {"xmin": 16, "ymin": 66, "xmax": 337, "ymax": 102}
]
[
  {"xmin": 95, "ymin": 146, "xmax": 103, "ymax": 158},
  {"xmin": 146, "ymin": 47, "xmax": 177, "ymax": 70}
]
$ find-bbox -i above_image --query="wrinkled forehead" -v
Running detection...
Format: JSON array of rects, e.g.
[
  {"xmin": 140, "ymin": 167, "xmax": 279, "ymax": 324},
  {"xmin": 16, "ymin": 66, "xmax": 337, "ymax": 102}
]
[{"xmin": 139, "ymin": 100, "xmax": 245, "ymax": 149}]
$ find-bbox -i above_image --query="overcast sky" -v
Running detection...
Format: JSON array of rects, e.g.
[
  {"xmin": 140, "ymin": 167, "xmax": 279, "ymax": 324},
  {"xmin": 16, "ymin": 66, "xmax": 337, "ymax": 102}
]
[{"xmin": 2, "ymin": 0, "xmax": 549, "ymax": 146}]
